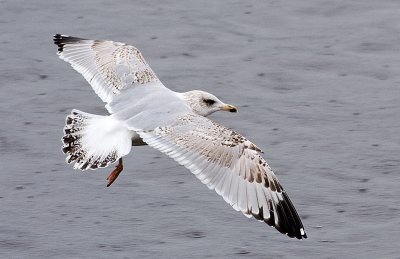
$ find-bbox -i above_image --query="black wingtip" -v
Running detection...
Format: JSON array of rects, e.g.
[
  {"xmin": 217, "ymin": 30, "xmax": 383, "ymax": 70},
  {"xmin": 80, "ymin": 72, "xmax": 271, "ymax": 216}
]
[
  {"xmin": 53, "ymin": 34, "xmax": 86, "ymax": 52},
  {"xmin": 277, "ymin": 192, "xmax": 307, "ymax": 239},
  {"xmin": 53, "ymin": 34, "xmax": 69, "ymax": 52},
  {"xmin": 252, "ymin": 192, "xmax": 307, "ymax": 239}
]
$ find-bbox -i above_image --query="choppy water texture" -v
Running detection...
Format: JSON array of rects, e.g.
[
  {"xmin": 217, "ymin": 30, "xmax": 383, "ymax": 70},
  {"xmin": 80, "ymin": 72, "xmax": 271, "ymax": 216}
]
[{"xmin": 1, "ymin": 0, "xmax": 399, "ymax": 258}]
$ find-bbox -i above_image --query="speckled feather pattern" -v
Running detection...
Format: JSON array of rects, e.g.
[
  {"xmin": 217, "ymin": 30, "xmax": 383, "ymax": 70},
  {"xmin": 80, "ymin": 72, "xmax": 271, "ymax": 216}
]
[
  {"xmin": 62, "ymin": 110, "xmax": 131, "ymax": 170},
  {"xmin": 54, "ymin": 34, "xmax": 306, "ymax": 239},
  {"xmin": 54, "ymin": 34, "xmax": 162, "ymax": 104},
  {"xmin": 139, "ymin": 113, "xmax": 306, "ymax": 239}
]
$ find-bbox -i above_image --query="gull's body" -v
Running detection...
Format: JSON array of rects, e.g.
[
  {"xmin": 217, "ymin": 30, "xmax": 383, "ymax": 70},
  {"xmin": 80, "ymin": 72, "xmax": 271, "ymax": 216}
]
[{"xmin": 54, "ymin": 34, "xmax": 307, "ymax": 239}]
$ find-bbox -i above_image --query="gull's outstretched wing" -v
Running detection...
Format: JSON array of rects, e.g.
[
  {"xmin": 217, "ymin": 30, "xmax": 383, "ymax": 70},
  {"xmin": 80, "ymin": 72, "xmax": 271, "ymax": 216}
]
[
  {"xmin": 53, "ymin": 34, "xmax": 164, "ymax": 104},
  {"xmin": 137, "ymin": 113, "xmax": 307, "ymax": 239}
]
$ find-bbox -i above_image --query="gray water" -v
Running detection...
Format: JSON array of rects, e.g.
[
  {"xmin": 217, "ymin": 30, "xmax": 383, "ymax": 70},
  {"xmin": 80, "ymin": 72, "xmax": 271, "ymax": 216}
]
[{"xmin": 1, "ymin": 0, "xmax": 399, "ymax": 258}]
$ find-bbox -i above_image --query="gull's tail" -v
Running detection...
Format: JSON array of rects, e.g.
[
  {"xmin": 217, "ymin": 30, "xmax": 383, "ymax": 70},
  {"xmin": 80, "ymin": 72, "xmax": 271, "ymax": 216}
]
[{"xmin": 62, "ymin": 109, "xmax": 133, "ymax": 170}]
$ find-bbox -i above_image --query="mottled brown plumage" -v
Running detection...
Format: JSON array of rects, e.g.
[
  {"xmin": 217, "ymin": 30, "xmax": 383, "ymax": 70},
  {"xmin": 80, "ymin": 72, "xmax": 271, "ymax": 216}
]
[{"xmin": 54, "ymin": 34, "xmax": 306, "ymax": 239}]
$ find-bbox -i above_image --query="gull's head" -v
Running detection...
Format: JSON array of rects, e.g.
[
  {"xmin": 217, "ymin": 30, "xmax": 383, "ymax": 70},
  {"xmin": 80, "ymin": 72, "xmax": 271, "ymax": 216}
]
[{"xmin": 181, "ymin": 90, "xmax": 238, "ymax": 117}]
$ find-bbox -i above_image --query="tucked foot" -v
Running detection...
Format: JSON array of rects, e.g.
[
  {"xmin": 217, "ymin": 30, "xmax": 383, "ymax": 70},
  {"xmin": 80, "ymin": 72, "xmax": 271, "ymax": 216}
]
[{"xmin": 106, "ymin": 158, "xmax": 123, "ymax": 187}]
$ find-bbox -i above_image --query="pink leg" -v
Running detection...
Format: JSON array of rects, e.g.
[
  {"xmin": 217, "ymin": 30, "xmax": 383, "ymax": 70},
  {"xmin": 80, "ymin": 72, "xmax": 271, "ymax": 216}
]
[{"xmin": 106, "ymin": 158, "xmax": 123, "ymax": 187}]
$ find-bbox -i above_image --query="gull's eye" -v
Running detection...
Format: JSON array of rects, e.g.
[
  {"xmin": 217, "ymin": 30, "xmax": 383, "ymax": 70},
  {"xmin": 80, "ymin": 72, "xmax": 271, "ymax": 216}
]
[{"xmin": 203, "ymin": 98, "xmax": 216, "ymax": 106}]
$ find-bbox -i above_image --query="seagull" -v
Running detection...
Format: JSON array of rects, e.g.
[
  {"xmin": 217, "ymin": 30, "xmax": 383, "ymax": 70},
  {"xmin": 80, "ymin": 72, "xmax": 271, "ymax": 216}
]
[{"xmin": 53, "ymin": 34, "xmax": 307, "ymax": 239}]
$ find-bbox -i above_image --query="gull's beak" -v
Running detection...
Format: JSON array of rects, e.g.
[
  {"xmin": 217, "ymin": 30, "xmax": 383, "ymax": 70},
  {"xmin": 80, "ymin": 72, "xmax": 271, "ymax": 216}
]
[{"xmin": 221, "ymin": 104, "xmax": 238, "ymax": 113}]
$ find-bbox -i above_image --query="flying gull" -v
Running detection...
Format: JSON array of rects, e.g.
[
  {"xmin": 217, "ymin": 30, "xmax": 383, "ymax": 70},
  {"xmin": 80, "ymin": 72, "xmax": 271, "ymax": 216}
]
[{"xmin": 53, "ymin": 34, "xmax": 307, "ymax": 239}]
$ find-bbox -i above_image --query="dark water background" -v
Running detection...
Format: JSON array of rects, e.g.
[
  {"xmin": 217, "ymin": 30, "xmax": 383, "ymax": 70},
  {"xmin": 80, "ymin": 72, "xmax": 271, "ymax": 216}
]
[{"xmin": 1, "ymin": 1, "xmax": 399, "ymax": 258}]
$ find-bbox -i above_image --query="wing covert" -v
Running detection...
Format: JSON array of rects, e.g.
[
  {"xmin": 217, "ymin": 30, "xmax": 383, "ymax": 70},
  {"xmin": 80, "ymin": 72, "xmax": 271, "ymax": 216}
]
[
  {"xmin": 138, "ymin": 113, "xmax": 307, "ymax": 239},
  {"xmin": 54, "ymin": 34, "xmax": 164, "ymax": 104}
]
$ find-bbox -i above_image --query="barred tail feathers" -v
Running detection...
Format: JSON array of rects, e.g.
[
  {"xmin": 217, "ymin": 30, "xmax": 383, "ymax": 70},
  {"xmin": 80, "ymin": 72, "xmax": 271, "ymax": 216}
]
[{"xmin": 62, "ymin": 110, "xmax": 132, "ymax": 170}]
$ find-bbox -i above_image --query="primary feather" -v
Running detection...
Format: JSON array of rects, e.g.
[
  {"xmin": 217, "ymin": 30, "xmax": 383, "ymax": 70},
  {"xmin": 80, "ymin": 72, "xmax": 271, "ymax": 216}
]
[{"xmin": 54, "ymin": 34, "xmax": 307, "ymax": 239}]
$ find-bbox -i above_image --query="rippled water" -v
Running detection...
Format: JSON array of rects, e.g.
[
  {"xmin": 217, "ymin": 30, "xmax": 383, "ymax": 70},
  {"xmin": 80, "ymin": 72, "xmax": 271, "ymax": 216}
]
[{"xmin": 1, "ymin": 0, "xmax": 399, "ymax": 258}]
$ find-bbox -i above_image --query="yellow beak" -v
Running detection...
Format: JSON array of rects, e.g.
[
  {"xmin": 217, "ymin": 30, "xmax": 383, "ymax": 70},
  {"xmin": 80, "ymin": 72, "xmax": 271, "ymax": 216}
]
[{"xmin": 222, "ymin": 104, "xmax": 238, "ymax": 113}]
